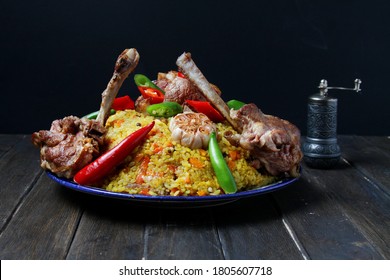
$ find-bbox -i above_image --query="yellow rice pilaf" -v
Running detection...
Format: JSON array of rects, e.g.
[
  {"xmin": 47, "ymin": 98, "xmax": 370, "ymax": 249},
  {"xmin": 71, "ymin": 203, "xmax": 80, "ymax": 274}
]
[{"xmin": 101, "ymin": 110, "xmax": 276, "ymax": 196}]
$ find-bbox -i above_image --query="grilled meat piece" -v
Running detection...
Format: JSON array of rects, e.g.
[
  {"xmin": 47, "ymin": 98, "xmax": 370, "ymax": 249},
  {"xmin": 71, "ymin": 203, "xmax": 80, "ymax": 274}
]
[
  {"xmin": 134, "ymin": 95, "xmax": 151, "ymax": 113},
  {"xmin": 176, "ymin": 53, "xmax": 237, "ymax": 129},
  {"xmin": 176, "ymin": 52, "xmax": 302, "ymax": 177},
  {"xmin": 32, "ymin": 116, "xmax": 106, "ymax": 178},
  {"xmin": 155, "ymin": 70, "xmax": 221, "ymax": 104},
  {"xmin": 229, "ymin": 104, "xmax": 302, "ymax": 177}
]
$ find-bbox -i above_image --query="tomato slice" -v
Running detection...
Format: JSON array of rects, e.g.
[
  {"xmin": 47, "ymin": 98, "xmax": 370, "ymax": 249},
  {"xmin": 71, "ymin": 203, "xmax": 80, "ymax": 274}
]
[{"xmin": 138, "ymin": 86, "xmax": 164, "ymax": 104}]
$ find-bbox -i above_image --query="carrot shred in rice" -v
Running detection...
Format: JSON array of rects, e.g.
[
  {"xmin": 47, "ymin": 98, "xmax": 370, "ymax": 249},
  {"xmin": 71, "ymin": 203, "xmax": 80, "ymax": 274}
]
[
  {"xmin": 170, "ymin": 187, "xmax": 181, "ymax": 195},
  {"xmin": 140, "ymin": 188, "xmax": 150, "ymax": 195},
  {"xmin": 228, "ymin": 160, "xmax": 236, "ymax": 170},
  {"xmin": 189, "ymin": 157, "xmax": 205, "ymax": 168},
  {"xmin": 152, "ymin": 143, "xmax": 163, "ymax": 154},
  {"xmin": 166, "ymin": 142, "xmax": 173, "ymax": 147},
  {"xmin": 113, "ymin": 119, "xmax": 125, "ymax": 127},
  {"xmin": 136, "ymin": 156, "xmax": 150, "ymax": 184},
  {"xmin": 197, "ymin": 190, "xmax": 207, "ymax": 196},
  {"xmin": 199, "ymin": 149, "xmax": 207, "ymax": 156},
  {"xmin": 229, "ymin": 150, "xmax": 240, "ymax": 160}
]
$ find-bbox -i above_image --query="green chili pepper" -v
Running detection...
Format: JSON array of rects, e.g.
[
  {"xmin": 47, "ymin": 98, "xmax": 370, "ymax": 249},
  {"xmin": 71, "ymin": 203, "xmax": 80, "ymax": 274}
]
[
  {"xmin": 227, "ymin": 99, "xmax": 246, "ymax": 110},
  {"xmin": 134, "ymin": 74, "xmax": 165, "ymax": 94},
  {"xmin": 208, "ymin": 132, "xmax": 237, "ymax": 194},
  {"xmin": 84, "ymin": 109, "xmax": 116, "ymax": 120},
  {"xmin": 146, "ymin": 102, "xmax": 183, "ymax": 118}
]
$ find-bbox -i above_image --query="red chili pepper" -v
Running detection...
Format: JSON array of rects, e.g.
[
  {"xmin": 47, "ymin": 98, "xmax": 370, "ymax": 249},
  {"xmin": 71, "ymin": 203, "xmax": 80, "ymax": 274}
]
[
  {"xmin": 111, "ymin": 95, "xmax": 135, "ymax": 111},
  {"xmin": 177, "ymin": 72, "xmax": 186, "ymax": 78},
  {"xmin": 185, "ymin": 100, "xmax": 225, "ymax": 123},
  {"xmin": 74, "ymin": 122, "xmax": 155, "ymax": 186},
  {"xmin": 137, "ymin": 86, "xmax": 164, "ymax": 104}
]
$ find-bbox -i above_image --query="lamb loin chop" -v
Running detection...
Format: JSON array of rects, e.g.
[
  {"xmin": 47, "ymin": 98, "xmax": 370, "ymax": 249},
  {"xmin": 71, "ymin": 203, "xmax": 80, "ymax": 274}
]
[
  {"xmin": 176, "ymin": 52, "xmax": 302, "ymax": 177},
  {"xmin": 32, "ymin": 48, "xmax": 140, "ymax": 178}
]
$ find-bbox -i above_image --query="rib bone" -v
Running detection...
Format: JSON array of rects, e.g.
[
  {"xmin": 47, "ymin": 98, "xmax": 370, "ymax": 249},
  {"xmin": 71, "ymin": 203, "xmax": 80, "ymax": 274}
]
[
  {"xmin": 176, "ymin": 52, "xmax": 239, "ymax": 131},
  {"xmin": 96, "ymin": 48, "xmax": 140, "ymax": 125}
]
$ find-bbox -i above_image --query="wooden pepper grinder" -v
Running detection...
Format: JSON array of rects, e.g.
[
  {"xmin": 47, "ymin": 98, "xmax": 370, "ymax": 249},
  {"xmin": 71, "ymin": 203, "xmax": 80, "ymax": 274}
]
[{"xmin": 302, "ymin": 79, "xmax": 362, "ymax": 168}]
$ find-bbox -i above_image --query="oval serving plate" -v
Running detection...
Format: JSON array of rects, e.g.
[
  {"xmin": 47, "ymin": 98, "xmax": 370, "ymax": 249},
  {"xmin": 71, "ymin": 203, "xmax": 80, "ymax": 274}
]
[{"xmin": 47, "ymin": 171, "xmax": 300, "ymax": 207}]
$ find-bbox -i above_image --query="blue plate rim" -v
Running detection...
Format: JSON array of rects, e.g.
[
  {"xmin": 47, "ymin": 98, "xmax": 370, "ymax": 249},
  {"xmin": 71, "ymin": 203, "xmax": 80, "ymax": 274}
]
[{"xmin": 46, "ymin": 171, "xmax": 299, "ymax": 203}]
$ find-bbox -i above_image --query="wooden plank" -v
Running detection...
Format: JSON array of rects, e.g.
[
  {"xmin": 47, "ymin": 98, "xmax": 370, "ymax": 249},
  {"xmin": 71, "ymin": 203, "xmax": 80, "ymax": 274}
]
[
  {"xmin": 278, "ymin": 160, "xmax": 390, "ymax": 259},
  {"xmin": 145, "ymin": 207, "xmax": 224, "ymax": 259},
  {"xmin": 1, "ymin": 134, "xmax": 386, "ymax": 260},
  {"xmin": 359, "ymin": 136, "xmax": 390, "ymax": 152},
  {"xmin": 66, "ymin": 197, "xmax": 151, "ymax": 260},
  {"xmin": 272, "ymin": 167, "xmax": 385, "ymax": 259},
  {"xmin": 0, "ymin": 135, "xmax": 43, "ymax": 230},
  {"xmin": 0, "ymin": 174, "xmax": 82, "ymax": 259},
  {"xmin": 68, "ymin": 202, "xmax": 224, "ymax": 259},
  {"xmin": 321, "ymin": 161, "xmax": 390, "ymax": 259},
  {"xmin": 213, "ymin": 195, "xmax": 305, "ymax": 259},
  {"xmin": 68, "ymin": 199, "xmax": 303, "ymax": 260},
  {"xmin": 338, "ymin": 136, "xmax": 390, "ymax": 194},
  {"xmin": 0, "ymin": 134, "xmax": 24, "ymax": 157}
]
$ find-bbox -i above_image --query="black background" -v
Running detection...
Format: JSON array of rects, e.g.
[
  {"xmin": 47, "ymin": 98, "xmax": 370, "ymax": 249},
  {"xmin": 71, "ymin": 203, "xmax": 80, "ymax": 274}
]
[{"xmin": 1, "ymin": 0, "xmax": 389, "ymax": 135}]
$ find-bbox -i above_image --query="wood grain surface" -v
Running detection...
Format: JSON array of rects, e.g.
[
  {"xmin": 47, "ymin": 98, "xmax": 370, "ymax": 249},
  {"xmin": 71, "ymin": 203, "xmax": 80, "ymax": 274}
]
[{"xmin": 0, "ymin": 135, "xmax": 389, "ymax": 260}]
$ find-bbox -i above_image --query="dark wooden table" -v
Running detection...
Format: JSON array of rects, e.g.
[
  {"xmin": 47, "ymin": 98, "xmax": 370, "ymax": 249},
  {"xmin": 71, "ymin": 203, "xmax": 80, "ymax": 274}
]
[{"xmin": 0, "ymin": 135, "xmax": 389, "ymax": 260}]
